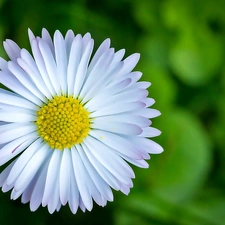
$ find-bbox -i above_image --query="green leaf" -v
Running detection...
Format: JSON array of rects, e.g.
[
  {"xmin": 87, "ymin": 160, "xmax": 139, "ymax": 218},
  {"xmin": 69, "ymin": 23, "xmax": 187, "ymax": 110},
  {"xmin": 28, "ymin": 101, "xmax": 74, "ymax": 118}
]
[
  {"xmin": 169, "ymin": 29, "xmax": 223, "ymax": 86},
  {"xmin": 181, "ymin": 190, "xmax": 225, "ymax": 225},
  {"xmin": 146, "ymin": 109, "xmax": 212, "ymax": 203},
  {"xmin": 114, "ymin": 193, "xmax": 175, "ymax": 225},
  {"xmin": 131, "ymin": 0, "xmax": 161, "ymax": 32},
  {"xmin": 116, "ymin": 189, "xmax": 225, "ymax": 225}
]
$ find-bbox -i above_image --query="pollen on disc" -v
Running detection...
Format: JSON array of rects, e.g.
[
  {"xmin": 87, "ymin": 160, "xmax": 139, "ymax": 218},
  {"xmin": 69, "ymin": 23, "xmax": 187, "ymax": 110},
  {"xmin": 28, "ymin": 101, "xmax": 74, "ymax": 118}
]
[{"xmin": 36, "ymin": 95, "xmax": 90, "ymax": 150}]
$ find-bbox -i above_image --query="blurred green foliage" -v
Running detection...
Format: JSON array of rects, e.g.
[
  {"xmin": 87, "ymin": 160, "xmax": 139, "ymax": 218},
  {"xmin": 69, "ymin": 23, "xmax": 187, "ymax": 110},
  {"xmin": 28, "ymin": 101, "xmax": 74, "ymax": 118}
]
[{"xmin": 0, "ymin": 0, "xmax": 225, "ymax": 224}]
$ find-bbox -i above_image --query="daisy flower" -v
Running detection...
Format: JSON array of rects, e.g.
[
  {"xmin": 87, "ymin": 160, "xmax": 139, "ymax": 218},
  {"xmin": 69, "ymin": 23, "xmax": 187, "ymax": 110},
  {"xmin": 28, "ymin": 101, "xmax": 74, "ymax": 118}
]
[{"xmin": 0, "ymin": 28, "xmax": 163, "ymax": 214}]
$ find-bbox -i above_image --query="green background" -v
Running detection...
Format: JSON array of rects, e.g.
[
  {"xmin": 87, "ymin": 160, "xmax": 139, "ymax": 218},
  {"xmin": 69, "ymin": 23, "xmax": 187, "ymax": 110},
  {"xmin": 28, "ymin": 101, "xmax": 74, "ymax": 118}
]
[{"xmin": 0, "ymin": 0, "xmax": 225, "ymax": 224}]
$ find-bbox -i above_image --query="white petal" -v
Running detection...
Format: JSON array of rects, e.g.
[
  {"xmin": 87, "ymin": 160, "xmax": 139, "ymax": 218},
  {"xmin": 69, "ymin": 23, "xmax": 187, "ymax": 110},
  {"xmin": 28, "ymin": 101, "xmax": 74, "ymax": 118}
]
[
  {"xmin": 11, "ymin": 188, "xmax": 24, "ymax": 200},
  {"xmin": 81, "ymin": 60, "xmax": 123, "ymax": 103},
  {"xmin": 77, "ymin": 145, "xmax": 113, "ymax": 201},
  {"xmin": 0, "ymin": 57, "xmax": 9, "ymax": 71},
  {"xmin": 110, "ymin": 88, "xmax": 148, "ymax": 103},
  {"xmin": 73, "ymin": 39, "xmax": 94, "ymax": 97},
  {"xmin": 79, "ymin": 197, "xmax": 86, "ymax": 212},
  {"xmin": 67, "ymin": 34, "xmax": 82, "ymax": 96},
  {"xmin": 122, "ymin": 155, "xmax": 149, "ymax": 168},
  {"xmin": 132, "ymin": 137, "xmax": 164, "ymax": 154},
  {"xmin": 56, "ymin": 200, "xmax": 62, "ymax": 212},
  {"xmin": 41, "ymin": 28, "xmax": 54, "ymax": 56},
  {"xmin": 84, "ymin": 137, "xmax": 134, "ymax": 184},
  {"xmin": 47, "ymin": 173, "xmax": 60, "ymax": 214},
  {"xmin": 0, "ymin": 71, "xmax": 42, "ymax": 105},
  {"xmin": 92, "ymin": 120, "xmax": 142, "ymax": 136},
  {"xmin": 39, "ymin": 39, "xmax": 60, "ymax": 94},
  {"xmin": 71, "ymin": 146, "xmax": 93, "ymax": 211},
  {"xmin": 54, "ymin": 30, "xmax": 67, "ymax": 93},
  {"xmin": 0, "ymin": 110, "xmax": 36, "ymax": 122},
  {"xmin": 108, "ymin": 49, "xmax": 125, "ymax": 70},
  {"xmin": 84, "ymin": 78, "xmax": 131, "ymax": 111},
  {"xmin": 140, "ymin": 127, "xmax": 161, "ymax": 137},
  {"xmin": 28, "ymin": 28, "xmax": 36, "ymax": 45},
  {"xmin": 80, "ymin": 48, "xmax": 114, "ymax": 99},
  {"xmin": 82, "ymin": 33, "xmax": 92, "ymax": 48},
  {"xmin": 76, "ymin": 145, "xmax": 106, "ymax": 207},
  {"xmin": 18, "ymin": 49, "xmax": 52, "ymax": 98},
  {"xmin": 0, "ymin": 123, "xmax": 37, "ymax": 144},
  {"xmin": 8, "ymin": 61, "xmax": 46, "ymax": 101},
  {"xmin": 0, "ymin": 159, "xmax": 16, "ymax": 187},
  {"xmin": 104, "ymin": 77, "xmax": 132, "ymax": 94},
  {"xmin": 0, "ymin": 122, "xmax": 7, "ymax": 127},
  {"xmin": 3, "ymin": 39, "xmax": 21, "ymax": 61},
  {"xmin": 2, "ymin": 179, "xmax": 14, "ymax": 192},
  {"xmin": 134, "ymin": 108, "xmax": 161, "ymax": 118},
  {"xmin": 89, "ymin": 130, "xmax": 143, "ymax": 160},
  {"xmin": 143, "ymin": 98, "xmax": 155, "ymax": 107},
  {"xmin": 68, "ymin": 162, "xmax": 79, "ymax": 214},
  {"xmin": 90, "ymin": 102, "xmax": 145, "ymax": 117},
  {"xmin": 6, "ymin": 138, "xmax": 42, "ymax": 186},
  {"xmin": 120, "ymin": 183, "xmax": 131, "ymax": 195},
  {"xmin": 42, "ymin": 149, "xmax": 62, "ymax": 206},
  {"xmin": 29, "ymin": 155, "xmax": 51, "ymax": 211},
  {"xmin": 0, "ymin": 102, "xmax": 36, "ymax": 114},
  {"xmin": 87, "ymin": 38, "xmax": 110, "ymax": 72},
  {"xmin": 14, "ymin": 143, "xmax": 50, "ymax": 191},
  {"xmin": 30, "ymin": 39, "xmax": 56, "ymax": 96},
  {"xmin": 97, "ymin": 114, "xmax": 150, "ymax": 128},
  {"xmin": 82, "ymin": 143, "xmax": 120, "ymax": 191},
  {"xmin": 0, "ymin": 89, "xmax": 37, "ymax": 110},
  {"xmin": 0, "ymin": 132, "xmax": 37, "ymax": 166},
  {"xmin": 114, "ymin": 53, "xmax": 140, "ymax": 78},
  {"xmin": 65, "ymin": 30, "xmax": 75, "ymax": 57},
  {"xmin": 108, "ymin": 71, "xmax": 142, "ymax": 87},
  {"xmin": 20, "ymin": 177, "xmax": 37, "ymax": 203},
  {"xmin": 86, "ymin": 87, "xmax": 148, "ymax": 111},
  {"xmin": 59, "ymin": 148, "xmax": 71, "ymax": 205},
  {"xmin": 135, "ymin": 81, "xmax": 151, "ymax": 89}
]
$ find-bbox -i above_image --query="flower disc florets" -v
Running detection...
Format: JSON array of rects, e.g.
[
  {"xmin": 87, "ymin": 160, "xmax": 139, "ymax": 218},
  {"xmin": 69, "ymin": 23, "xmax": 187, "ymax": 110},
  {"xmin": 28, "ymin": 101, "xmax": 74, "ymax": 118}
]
[{"xmin": 36, "ymin": 95, "xmax": 90, "ymax": 150}]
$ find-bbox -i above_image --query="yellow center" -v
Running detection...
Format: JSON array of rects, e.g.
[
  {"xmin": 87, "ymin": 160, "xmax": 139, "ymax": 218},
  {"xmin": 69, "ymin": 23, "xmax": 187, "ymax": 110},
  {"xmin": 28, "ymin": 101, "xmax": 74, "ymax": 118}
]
[{"xmin": 36, "ymin": 95, "xmax": 90, "ymax": 150}]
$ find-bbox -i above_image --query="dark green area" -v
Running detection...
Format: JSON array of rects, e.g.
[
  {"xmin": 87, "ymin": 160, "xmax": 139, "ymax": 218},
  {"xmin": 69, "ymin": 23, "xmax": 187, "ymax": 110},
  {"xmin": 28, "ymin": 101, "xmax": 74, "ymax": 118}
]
[{"xmin": 0, "ymin": 0, "xmax": 225, "ymax": 224}]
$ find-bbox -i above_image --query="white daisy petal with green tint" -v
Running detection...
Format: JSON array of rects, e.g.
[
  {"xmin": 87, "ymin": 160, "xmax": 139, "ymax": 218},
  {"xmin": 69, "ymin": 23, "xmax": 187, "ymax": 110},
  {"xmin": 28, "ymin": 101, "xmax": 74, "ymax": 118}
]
[{"xmin": 0, "ymin": 28, "xmax": 163, "ymax": 214}]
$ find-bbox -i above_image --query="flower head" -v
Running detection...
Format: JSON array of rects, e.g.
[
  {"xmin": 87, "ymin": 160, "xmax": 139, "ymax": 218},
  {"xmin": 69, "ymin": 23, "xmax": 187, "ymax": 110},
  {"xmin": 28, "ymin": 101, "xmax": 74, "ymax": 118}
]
[{"xmin": 0, "ymin": 29, "xmax": 163, "ymax": 214}]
